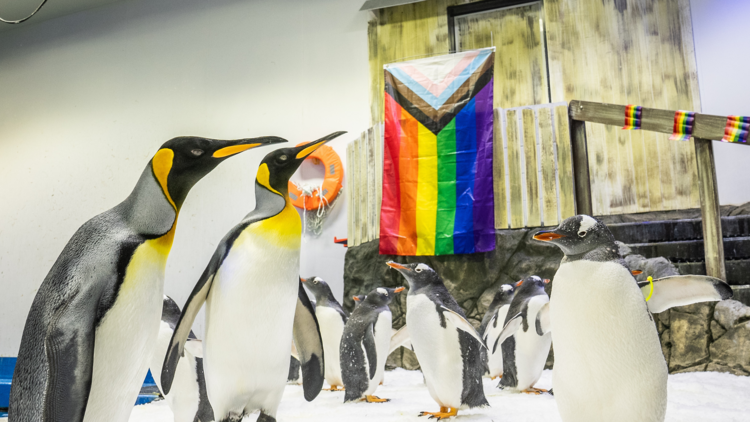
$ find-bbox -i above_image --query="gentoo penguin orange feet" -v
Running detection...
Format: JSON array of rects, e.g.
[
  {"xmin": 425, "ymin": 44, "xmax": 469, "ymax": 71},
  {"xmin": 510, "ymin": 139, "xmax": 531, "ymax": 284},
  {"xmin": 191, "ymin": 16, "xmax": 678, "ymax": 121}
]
[
  {"xmin": 324, "ymin": 385, "xmax": 344, "ymax": 391},
  {"xmin": 419, "ymin": 407, "xmax": 458, "ymax": 420},
  {"xmin": 522, "ymin": 387, "xmax": 551, "ymax": 395},
  {"xmin": 364, "ymin": 395, "xmax": 390, "ymax": 403}
]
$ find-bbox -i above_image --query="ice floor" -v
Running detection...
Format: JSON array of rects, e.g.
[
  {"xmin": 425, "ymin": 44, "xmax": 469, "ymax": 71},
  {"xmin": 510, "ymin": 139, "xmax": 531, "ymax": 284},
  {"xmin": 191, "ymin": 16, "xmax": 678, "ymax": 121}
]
[{"xmin": 3, "ymin": 369, "xmax": 748, "ymax": 422}]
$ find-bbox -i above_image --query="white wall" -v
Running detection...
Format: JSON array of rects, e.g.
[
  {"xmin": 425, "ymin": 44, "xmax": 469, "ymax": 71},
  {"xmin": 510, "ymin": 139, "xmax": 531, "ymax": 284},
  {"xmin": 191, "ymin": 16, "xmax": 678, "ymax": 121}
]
[
  {"xmin": 691, "ymin": 0, "xmax": 750, "ymax": 206},
  {"xmin": 0, "ymin": 0, "xmax": 370, "ymax": 356}
]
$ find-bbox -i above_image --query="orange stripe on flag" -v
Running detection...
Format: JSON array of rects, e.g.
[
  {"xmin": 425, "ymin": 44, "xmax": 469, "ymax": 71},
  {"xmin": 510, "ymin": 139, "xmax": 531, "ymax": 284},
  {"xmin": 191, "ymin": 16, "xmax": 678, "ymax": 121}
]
[{"xmin": 397, "ymin": 108, "xmax": 419, "ymax": 255}]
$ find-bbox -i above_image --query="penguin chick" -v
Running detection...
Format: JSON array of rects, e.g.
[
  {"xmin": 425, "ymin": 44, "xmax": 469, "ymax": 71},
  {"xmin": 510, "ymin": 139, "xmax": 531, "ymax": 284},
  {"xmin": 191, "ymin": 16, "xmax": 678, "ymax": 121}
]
[
  {"xmin": 9, "ymin": 134, "xmax": 284, "ymax": 422},
  {"xmin": 302, "ymin": 276, "xmax": 348, "ymax": 391},
  {"xmin": 341, "ymin": 287, "xmax": 404, "ymax": 403},
  {"xmin": 495, "ymin": 276, "xmax": 551, "ymax": 394},
  {"xmin": 150, "ymin": 296, "xmax": 213, "ymax": 422},
  {"xmin": 387, "ymin": 262, "xmax": 489, "ymax": 420},
  {"xmin": 478, "ymin": 284, "xmax": 515, "ymax": 380},
  {"xmin": 533, "ymin": 215, "xmax": 732, "ymax": 422},
  {"xmin": 162, "ymin": 132, "xmax": 346, "ymax": 422}
]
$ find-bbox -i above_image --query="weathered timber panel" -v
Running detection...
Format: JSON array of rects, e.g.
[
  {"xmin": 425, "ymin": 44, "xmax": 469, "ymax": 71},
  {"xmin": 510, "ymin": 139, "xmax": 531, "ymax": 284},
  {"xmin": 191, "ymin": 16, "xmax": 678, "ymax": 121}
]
[
  {"xmin": 347, "ymin": 127, "xmax": 385, "ymax": 247},
  {"xmin": 522, "ymin": 108, "xmax": 541, "ymax": 227},
  {"xmin": 505, "ymin": 109, "xmax": 524, "ymax": 228},
  {"xmin": 544, "ymin": 0, "xmax": 701, "ymax": 215},
  {"xmin": 454, "ymin": 1, "xmax": 550, "ymax": 109},
  {"xmin": 492, "ymin": 108, "xmax": 508, "ymax": 229},
  {"xmin": 554, "ymin": 105, "xmax": 575, "ymax": 220},
  {"xmin": 538, "ymin": 107, "xmax": 558, "ymax": 226}
]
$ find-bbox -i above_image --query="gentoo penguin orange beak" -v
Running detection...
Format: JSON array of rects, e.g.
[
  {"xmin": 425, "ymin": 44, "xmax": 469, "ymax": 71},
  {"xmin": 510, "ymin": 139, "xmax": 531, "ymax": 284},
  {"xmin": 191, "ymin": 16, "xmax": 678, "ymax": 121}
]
[
  {"xmin": 543, "ymin": 279, "xmax": 551, "ymax": 284},
  {"xmin": 394, "ymin": 287, "xmax": 406, "ymax": 293},
  {"xmin": 300, "ymin": 277, "xmax": 307, "ymax": 282},
  {"xmin": 515, "ymin": 280, "xmax": 524, "ymax": 287},
  {"xmin": 386, "ymin": 262, "xmax": 409, "ymax": 271},
  {"xmin": 353, "ymin": 296, "xmax": 361, "ymax": 301},
  {"xmin": 533, "ymin": 230, "xmax": 565, "ymax": 241},
  {"xmin": 631, "ymin": 270, "xmax": 643, "ymax": 276}
]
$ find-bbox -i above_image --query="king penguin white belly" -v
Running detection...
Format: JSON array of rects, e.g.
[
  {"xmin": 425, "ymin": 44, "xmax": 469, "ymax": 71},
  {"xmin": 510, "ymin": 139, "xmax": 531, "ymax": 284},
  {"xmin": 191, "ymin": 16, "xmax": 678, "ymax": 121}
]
[
  {"xmin": 406, "ymin": 294, "xmax": 464, "ymax": 408},
  {"xmin": 204, "ymin": 206, "xmax": 301, "ymax": 418},
  {"xmin": 551, "ymin": 260, "xmax": 667, "ymax": 422},
  {"xmin": 316, "ymin": 307, "xmax": 346, "ymax": 387},
  {"xmin": 83, "ymin": 239, "xmax": 169, "ymax": 422}
]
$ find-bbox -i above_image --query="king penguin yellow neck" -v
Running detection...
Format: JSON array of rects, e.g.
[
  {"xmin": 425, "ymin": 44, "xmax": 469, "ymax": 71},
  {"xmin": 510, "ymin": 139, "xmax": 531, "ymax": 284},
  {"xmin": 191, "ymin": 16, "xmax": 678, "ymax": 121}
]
[
  {"xmin": 251, "ymin": 197, "xmax": 302, "ymax": 250},
  {"xmin": 150, "ymin": 148, "xmax": 180, "ymax": 254}
]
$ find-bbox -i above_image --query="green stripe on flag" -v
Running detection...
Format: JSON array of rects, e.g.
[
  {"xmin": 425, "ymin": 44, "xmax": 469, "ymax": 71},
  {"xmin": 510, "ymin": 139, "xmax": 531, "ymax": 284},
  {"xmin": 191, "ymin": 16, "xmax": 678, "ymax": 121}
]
[{"xmin": 435, "ymin": 118, "xmax": 457, "ymax": 255}]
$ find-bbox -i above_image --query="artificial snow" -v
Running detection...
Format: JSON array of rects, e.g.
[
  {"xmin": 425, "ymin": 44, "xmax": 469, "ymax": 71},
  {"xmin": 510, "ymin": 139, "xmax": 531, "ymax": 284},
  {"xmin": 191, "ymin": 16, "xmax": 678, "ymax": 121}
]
[{"xmin": 3, "ymin": 369, "xmax": 748, "ymax": 421}]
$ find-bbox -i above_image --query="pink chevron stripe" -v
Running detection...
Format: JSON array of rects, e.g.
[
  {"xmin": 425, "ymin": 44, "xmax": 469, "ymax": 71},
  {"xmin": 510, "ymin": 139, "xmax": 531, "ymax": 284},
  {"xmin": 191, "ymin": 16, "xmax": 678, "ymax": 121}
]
[{"xmin": 398, "ymin": 50, "xmax": 479, "ymax": 98}]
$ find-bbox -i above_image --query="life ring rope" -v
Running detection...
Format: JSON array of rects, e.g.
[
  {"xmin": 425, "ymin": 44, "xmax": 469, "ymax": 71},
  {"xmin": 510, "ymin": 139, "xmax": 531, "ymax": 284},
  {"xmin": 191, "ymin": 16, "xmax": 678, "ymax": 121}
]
[{"xmin": 288, "ymin": 143, "xmax": 343, "ymax": 211}]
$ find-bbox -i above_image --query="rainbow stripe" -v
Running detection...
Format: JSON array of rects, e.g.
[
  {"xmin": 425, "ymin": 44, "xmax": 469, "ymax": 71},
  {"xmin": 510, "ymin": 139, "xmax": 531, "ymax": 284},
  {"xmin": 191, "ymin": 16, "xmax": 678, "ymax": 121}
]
[
  {"xmin": 380, "ymin": 70, "xmax": 495, "ymax": 256},
  {"xmin": 669, "ymin": 110, "xmax": 696, "ymax": 141},
  {"xmin": 622, "ymin": 105, "xmax": 643, "ymax": 130},
  {"xmin": 722, "ymin": 116, "xmax": 750, "ymax": 143}
]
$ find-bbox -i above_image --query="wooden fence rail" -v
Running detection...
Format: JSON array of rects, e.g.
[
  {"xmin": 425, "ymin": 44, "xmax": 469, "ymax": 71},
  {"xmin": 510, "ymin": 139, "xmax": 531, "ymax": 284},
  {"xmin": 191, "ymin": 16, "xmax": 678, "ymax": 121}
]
[{"xmin": 568, "ymin": 100, "xmax": 749, "ymax": 280}]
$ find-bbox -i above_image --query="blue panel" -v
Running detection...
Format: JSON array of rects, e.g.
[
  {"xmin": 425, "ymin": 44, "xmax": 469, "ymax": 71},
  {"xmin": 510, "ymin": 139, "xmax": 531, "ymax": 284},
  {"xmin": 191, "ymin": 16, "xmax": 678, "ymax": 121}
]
[{"xmin": 0, "ymin": 357, "xmax": 159, "ymax": 410}]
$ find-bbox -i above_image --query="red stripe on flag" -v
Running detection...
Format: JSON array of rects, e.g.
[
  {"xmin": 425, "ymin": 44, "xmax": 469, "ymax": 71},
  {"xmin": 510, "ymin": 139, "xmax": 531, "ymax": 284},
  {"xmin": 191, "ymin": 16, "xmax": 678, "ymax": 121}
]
[{"xmin": 379, "ymin": 92, "xmax": 402, "ymax": 254}]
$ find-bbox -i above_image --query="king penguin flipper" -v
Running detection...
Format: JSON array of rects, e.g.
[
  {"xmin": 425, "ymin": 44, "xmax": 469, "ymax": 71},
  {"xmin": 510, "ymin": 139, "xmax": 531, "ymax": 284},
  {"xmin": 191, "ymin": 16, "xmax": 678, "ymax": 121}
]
[
  {"xmin": 43, "ymin": 301, "xmax": 98, "ymax": 422},
  {"xmin": 440, "ymin": 306, "xmax": 487, "ymax": 348},
  {"xmin": 535, "ymin": 303, "xmax": 551, "ymax": 335},
  {"xmin": 293, "ymin": 279, "xmax": 325, "ymax": 401},
  {"xmin": 638, "ymin": 275, "xmax": 733, "ymax": 313},
  {"xmin": 162, "ymin": 257, "xmax": 219, "ymax": 395}
]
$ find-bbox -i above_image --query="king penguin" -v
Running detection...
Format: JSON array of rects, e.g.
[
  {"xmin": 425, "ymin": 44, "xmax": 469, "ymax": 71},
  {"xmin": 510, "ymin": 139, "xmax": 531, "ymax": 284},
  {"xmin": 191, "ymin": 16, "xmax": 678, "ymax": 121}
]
[
  {"xmin": 9, "ymin": 135, "xmax": 284, "ymax": 422},
  {"xmin": 302, "ymin": 276, "xmax": 348, "ymax": 391},
  {"xmin": 161, "ymin": 132, "xmax": 345, "ymax": 422},
  {"xmin": 149, "ymin": 296, "xmax": 214, "ymax": 422},
  {"xmin": 493, "ymin": 276, "xmax": 551, "ymax": 394},
  {"xmin": 478, "ymin": 284, "xmax": 515, "ymax": 380},
  {"xmin": 387, "ymin": 261, "xmax": 489, "ymax": 420},
  {"xmin": 533, "ymin": 215, "xmax": 733, "ymax": 422},
  {"xmin": 340, "ymin": 286, "xmax": 404, "ymax": 403}
]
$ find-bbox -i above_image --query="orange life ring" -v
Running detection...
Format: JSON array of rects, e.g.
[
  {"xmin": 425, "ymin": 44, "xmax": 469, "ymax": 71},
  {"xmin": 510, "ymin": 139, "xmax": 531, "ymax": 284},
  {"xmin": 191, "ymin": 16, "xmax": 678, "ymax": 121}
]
[{"xmin": 288, "ymin": 143, "xmax": 343, "ymax": 211}]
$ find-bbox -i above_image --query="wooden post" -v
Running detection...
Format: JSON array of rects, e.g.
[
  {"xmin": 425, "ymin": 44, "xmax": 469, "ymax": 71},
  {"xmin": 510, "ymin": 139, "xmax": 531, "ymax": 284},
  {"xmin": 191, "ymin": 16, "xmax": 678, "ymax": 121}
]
[
  {"xmin": 693, "ymin": 137, "xmax": 726, "ymax": 280},
  {"xmin": 569, "ymin": 118, "xmax": 593, "ymax": 216}
]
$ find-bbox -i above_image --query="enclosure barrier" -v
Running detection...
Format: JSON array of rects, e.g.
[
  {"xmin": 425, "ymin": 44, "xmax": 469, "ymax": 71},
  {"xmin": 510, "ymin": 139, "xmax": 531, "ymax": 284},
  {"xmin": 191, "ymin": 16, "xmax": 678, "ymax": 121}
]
[
  {"xmin": 346, "ymin": 124, "xmax": 383, "ymax": 248},
  {"xmin": 568, "ymin": 100, "xmax": 746, "ymax": 280}
]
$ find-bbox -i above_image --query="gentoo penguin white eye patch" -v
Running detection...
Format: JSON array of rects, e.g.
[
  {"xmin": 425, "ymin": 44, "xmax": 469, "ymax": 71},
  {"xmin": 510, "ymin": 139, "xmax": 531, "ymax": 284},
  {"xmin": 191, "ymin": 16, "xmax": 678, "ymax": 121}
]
[
  {"xmin": 377, "ymin": 288, "xmax": 387, "ymax": 295},
  {"xmin": 191, "ymin": 149, "xmax": 204, "ymax": 156},
  {"xmin": 415, "ymin": 263, "xmax": 429, "ymax": 273},
  {"xmin": 578, "ymin": 215, "xmax": 597, "ymax": 233}
]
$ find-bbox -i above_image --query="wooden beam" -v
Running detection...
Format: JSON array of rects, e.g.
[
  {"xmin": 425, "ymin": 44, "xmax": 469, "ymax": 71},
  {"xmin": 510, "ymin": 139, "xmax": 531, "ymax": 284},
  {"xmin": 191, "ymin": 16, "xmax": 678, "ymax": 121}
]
[
  {"xmin": 693, "ymin": 138, "xmax": 727, "ymax": 280},
  {"xmin": 569, "ymin": 118, "xmax": 593, "ymax": 216},
  {"xmin": 569, "ymin": 100, "xmax": 742, "ymax": 143}
]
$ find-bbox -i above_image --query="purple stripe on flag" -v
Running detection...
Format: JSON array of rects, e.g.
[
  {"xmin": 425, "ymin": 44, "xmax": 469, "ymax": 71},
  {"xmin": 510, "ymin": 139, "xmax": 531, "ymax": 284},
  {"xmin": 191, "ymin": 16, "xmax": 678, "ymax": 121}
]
[{"xmin": 473, "ymin": 80, "xmax": 496, "ymax": 252}]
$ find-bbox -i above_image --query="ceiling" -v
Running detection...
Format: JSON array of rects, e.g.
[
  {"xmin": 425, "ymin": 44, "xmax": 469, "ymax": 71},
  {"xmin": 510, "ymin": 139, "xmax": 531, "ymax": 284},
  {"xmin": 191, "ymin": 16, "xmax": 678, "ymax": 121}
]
[{"xmin": 0, "ymin": 0, "xmax": 122, "ymax": 32}]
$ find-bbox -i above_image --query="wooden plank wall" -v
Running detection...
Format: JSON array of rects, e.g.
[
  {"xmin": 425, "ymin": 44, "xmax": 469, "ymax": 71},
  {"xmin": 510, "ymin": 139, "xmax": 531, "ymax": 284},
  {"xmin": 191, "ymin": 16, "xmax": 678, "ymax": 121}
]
[
  {"xmin": 544, "ymin": 0, "xmax": 701, "ymax": 215},
  {"xmin": 495, "ymin": 103, "xmax": 575, "ymax": 228},
  {"xmin": 368, "ymin": 0, "xmax": 701, "ymax": 216},
  {"xmin": 346, "ymin": 125, "xmax": 383, "ymax": 248}
]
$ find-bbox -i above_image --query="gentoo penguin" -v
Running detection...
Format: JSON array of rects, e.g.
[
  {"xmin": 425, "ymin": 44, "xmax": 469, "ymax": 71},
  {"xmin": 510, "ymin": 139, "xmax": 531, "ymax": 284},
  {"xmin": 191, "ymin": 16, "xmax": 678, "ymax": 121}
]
[
  {"xmin": 478, "ymin": 284, "xmax": 515, "ymax": 380},
  {"xmin": 302, "ymin": 276, "xmax": 348, "ymax": 391},
  {"xmin": 387, "ymin": 262, "xmax": 489, "ymax": 420},
  {"xmin": 149, "ymin": 296, "xmax": 213, "ymax": 422},
  {"xmin": 341, "ymin": 286, "xmax": 404, "ymax": 403},
  {"xmin": 9, "ymin": 135, "xmax": 284, "ymax": 422},
  {"xmin": 533, "ymin": 215, "xmax": 733, "ymax": 422},
  {"xmin": 162, "ymin": 132, "xmax": 345, "ymax": 422},
  {"xmin": 352, "ymin": 294, "xmax": 367, "ymax": 306},
  {"xmin": 493, "ymin": 276, "xmax": 551, "ymax": 394}
]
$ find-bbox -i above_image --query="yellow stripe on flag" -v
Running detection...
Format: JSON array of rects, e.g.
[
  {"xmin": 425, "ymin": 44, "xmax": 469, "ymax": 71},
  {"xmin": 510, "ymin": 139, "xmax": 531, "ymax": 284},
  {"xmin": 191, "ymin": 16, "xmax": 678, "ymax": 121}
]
[{"xmin": 416, "ymin": 121, "xmax": 438, "ymax": 255}]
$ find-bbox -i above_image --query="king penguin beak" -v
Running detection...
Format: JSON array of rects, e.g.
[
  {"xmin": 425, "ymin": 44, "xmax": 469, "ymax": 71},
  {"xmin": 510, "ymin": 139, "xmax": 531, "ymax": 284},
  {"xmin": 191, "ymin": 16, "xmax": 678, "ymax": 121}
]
[
  {"xmin": 292, "ymin": 131, "xmax": 347, "ymax": 161},
  {"xmin": 212, "ymin": 136, "xmax": 287, "ymax": 158}
]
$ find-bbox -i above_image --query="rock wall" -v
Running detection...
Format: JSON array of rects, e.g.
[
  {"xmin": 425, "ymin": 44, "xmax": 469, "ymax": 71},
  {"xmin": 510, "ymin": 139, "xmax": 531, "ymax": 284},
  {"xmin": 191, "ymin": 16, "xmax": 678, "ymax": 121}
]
[{"xmin": 344, "ymin": 231, "xmax": 750, "ymax": 375}]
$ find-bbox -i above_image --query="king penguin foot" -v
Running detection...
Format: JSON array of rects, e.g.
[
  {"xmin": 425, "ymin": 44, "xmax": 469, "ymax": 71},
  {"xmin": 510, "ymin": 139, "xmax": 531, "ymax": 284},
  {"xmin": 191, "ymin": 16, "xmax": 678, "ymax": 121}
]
[
  {"xmin": 325, "ymin": 385, "xmax": 344, "ymax": 391},
  {"xmin": 419, "ymin": 407, "xmax": 458, "ymax": 419},
  {"xmin": 365, "ymin": 395, "xmax": 390, "ymax": 403},
  {"xmin": 522, "ymin": 387, "xmax": 551, "ymax": 395}
]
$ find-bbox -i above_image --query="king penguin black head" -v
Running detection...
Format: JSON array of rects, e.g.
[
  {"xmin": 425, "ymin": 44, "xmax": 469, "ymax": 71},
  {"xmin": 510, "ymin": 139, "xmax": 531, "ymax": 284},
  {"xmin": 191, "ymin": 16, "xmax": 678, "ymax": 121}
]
[
  {"xmin": 386, "ymin": 261, "xmax": 438, "ymax": 290},
  {"xmin": 532, "ymin": 214, "xmax": 614, "ymax": 256},
  {"xmin": 514, "ymin": 275, "xmax": 549, "ymax": 295},
  {"xmin": 363, "ymin": 286, "xmax": 405, "ymax": 307},
  {"xmin": 255, "ymin": 131, "xmax": 347, "ymax": 196},
  {"xmin": 153, "ymin": 135, "xmax": 286, "ymax": 209}
]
